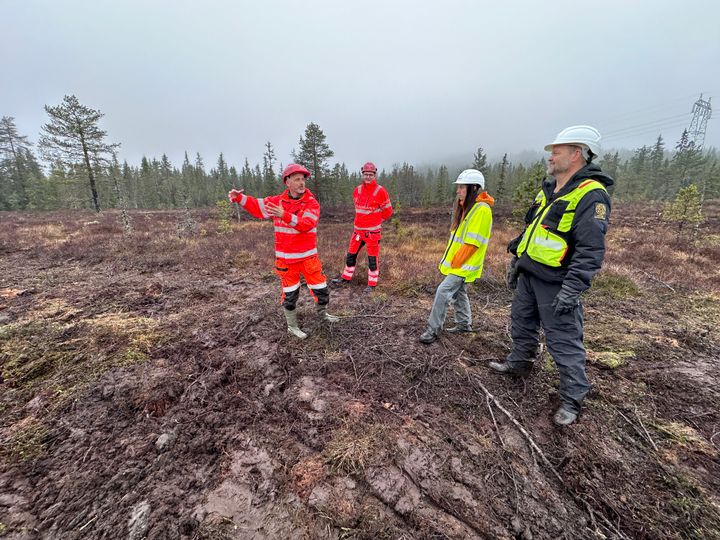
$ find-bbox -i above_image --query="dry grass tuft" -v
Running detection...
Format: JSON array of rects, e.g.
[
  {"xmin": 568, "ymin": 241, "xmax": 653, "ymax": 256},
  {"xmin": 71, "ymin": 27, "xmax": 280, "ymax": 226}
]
[
  {"xmin": 652, "ymin": 421, "xmax": 717, "ymax": 456},
  {"xmin": 0, "ymin": 301, "xmax": 165, "ymax": 416},
  {"xmin": 291, "ymin": 454, "xmax": 327, "ymax": 498},
  {"xmin": 324, "ymin": 423, "xmax": 389, "ymax": 475},
  {"xmin": 0, "ymin": 415, "xmax": 47, "ymax": 462}
]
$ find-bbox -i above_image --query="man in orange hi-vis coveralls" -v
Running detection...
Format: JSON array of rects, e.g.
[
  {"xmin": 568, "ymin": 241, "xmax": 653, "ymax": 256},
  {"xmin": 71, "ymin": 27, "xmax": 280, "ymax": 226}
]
[
  {"xmin": 229, "ymin": 163, "xmax": 339, "ymax": 339},
  {"xmin": 331, "ymin": 162, "xmax": 393, "ymax": 292}
]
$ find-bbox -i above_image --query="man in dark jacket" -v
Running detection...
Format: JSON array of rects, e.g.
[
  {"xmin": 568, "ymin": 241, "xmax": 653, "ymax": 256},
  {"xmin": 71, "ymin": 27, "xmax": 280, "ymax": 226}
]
[{"xmin": 490, "ymin": 126, "xmax": 613, "ymax": 426}]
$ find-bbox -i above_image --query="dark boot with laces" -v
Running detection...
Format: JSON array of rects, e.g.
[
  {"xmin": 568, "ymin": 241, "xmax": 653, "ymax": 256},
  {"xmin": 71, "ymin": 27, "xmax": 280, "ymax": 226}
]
[
  {"xmin": 446, "ymin": 324, "xmax": 473, "ymax": 334},
  {"xmin": 488, "ymin": 361, "xmax": 531, "ymax": 376},
  {"xmin": 419, "ymin": 327, "xmax": 438, "ymax": 344}
]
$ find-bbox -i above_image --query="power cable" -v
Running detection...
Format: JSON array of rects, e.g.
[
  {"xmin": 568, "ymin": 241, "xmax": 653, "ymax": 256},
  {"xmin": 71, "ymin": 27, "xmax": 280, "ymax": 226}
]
[
  {"xmin": 603, "ymin": 121, "xmax": 692, "ymax": 143},
  {"xmin": 602, "ymin": 113, "xmax": 693, "ymax": 136}
]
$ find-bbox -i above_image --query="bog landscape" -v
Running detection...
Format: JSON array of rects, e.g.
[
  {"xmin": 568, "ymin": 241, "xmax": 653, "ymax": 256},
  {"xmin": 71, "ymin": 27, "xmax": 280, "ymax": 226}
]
[{"xmin": 1, "ymin": 201, "xmax": 718, "ymax": 539}]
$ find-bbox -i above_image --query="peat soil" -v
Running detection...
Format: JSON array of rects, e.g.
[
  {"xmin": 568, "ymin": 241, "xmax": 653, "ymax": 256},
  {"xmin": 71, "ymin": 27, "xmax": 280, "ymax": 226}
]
[{"xmin": 0, "ymin": 204, "xmax": 719, "ymax": 539}]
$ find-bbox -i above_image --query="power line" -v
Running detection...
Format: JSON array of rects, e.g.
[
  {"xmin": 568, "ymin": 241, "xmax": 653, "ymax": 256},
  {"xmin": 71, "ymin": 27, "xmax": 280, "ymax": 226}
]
[
  {"xmin": 607, "ymin": 93, "xmax": 697, "ymax": 124},
  {"xmin": 601, "ymin": 91, "xmax": 718, "ymax": 125},
  {"xmin": 602, "ymin": 113, "xmax": 693, "ymax": 136},
  {"xmin": 602, "ymin": 94, "xmax": 714, "ymax": 146},
  {"xmin": 603, "ymin": 121, "xmax": 691, "ymax": 142}
]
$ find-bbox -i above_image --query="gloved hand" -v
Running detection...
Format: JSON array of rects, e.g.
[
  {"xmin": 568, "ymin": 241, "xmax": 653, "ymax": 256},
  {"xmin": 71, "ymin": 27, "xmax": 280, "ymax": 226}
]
[
  {"xmin": 228, "ymin": 189, "xmax": 244, "ymax": 203},
  {"xmin": 506, "ymin": 256, "xmax": 520, "ymax": 290},
  {"xmin": 552, "ymin": 286, "xmax": 580, "ymax": 316}
]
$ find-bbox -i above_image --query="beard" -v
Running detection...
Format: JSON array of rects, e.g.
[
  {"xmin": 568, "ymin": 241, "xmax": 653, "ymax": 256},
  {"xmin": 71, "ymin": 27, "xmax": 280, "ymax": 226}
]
[{"xmin": 547, "ymin": 162, "xmax": 567, "ymax": 176}]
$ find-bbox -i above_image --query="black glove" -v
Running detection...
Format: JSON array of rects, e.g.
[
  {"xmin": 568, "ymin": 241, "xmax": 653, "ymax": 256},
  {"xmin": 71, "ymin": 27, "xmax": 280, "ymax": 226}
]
[
  {"xmin": 506, "ymin": 256, "xmax": 520, "ymax": 290},
  {"xmin": 552, "ymin": 286, "xmax": 580, "ymax": 316}
]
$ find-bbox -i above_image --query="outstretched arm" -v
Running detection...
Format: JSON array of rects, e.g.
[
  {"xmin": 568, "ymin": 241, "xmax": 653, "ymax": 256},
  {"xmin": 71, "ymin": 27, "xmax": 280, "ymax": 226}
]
[{"xmin": 229, "ymin": 189, "xmax": 272, "ymax": 219}]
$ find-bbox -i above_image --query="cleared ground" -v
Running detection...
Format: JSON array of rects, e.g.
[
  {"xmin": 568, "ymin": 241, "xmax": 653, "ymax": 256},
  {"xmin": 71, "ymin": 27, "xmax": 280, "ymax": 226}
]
[{"xmin": 0, "ymin": 202, "xmax": 719, "ymax": 539}]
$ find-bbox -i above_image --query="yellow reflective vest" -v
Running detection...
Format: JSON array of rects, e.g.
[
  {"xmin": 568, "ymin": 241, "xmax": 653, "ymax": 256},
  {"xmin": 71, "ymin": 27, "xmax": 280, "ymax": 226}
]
[
  {"xmin": 439, "ymin": 193, "xmax": 493, "ymax": 282},
  {"xmin": 517, "ymin": 179, "xmax": 607, "ymax": 268}
]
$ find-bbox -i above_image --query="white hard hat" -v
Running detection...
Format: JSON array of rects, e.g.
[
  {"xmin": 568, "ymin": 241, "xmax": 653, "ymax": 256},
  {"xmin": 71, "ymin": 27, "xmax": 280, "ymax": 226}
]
[
  {"xmin": 454, "ymin": 169, "xmax": 485, "ymax": 188},
  {"xmin": 545, "ymin": 125, "xmax": 602, "ymax": 161}
]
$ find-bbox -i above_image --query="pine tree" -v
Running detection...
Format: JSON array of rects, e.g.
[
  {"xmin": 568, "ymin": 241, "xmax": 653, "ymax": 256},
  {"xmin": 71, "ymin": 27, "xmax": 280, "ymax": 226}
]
[
  {"xmin": 435, "ymin": 165, "xmax": 450, "ymax": 204},
  {"xmin": 512, "ymin": 161, "xmax": 545, "ymax": 219},
  {"xmin": 672, "ymin": 129, "xmax": 704, "ymax": 195},
  {"xmin": 600, "ymin": 152, "xmax": 620, "ymax": 183},
  {"xmin": 262, "ymin": 141, "xmax": 277, "ymax": 194},
  {"xmin": 0, "ymin": 116, "xmax": 34, "ymax": 209},
  {"xmin": 472, "ymin": 147, "xmax": 488, "ymax": 172},
  {"xmin": 139, "ymin": 156, "xmax": 155, "ymax": 207},
  {"xmin": 19, "ymin": 148, "xmax": 46, "ymax": 209},
  {"xmin": 663, "ymin": 183, "xmax": 704, "ymax": 238},
  {"xmin": 39, "ymin": 95, "xmax": 119, "ymax": 212},
  {"xmin": 241, "ymin": 158, "xmax": 253, "ymax": 192},
  {"xmin": 293, "ymin": 122, "xmax": 334, "ymax": 202},
  {"xmin": 160, "ymin": 154, "xmax": 175, "ymax": 206},
  {"xmin": 496, "ymin": 153, "xmax": 509, "ymax": 205}
]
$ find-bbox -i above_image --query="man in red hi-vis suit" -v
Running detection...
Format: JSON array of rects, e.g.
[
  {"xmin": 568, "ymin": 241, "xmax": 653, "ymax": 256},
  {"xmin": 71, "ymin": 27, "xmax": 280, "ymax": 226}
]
[
  {"xmin": 332, "ymin": 162, "xmax": 393, "ymax": 292},
  {"xmin": 229, "ymin": 163, "xmax": 339, "ymax": 339}
]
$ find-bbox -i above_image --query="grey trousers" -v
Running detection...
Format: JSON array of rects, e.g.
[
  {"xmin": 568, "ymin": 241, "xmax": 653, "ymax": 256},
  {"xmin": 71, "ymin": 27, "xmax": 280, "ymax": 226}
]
[
  {"xmin": 507, "ymin": 273, "xmax": 589, "ymax": 414},
  {"xmin": 427, "ymin": 274, "xmax": 472, "ymax": 333}
]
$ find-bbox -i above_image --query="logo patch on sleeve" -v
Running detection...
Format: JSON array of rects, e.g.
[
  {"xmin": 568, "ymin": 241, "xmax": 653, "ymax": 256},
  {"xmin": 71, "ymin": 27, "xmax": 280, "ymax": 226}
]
[{"xmin": 594, "ymin": 203, "xmax": 607, "ymax": 220}]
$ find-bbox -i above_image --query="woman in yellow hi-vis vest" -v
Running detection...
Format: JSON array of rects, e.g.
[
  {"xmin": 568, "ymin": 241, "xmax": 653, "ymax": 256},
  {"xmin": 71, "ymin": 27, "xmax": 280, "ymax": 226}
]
[{"xmin": 420, "ymin": 169, "xmax": 494, "ymax": 344}]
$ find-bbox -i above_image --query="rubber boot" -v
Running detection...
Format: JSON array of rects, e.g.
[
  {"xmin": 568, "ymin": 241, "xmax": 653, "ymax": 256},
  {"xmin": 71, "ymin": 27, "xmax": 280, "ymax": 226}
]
[
  {"xmin": 283, "ymin": 308, "xmax": 308, "ymax": 339},
  {"xmin": 316, "ymin": 305, "xmax": 340, "ymax": 323}
]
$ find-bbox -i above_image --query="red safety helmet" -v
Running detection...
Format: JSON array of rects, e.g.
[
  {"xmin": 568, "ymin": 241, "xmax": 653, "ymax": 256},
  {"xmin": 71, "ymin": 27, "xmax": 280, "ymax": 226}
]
[
  {"xmin": 282, "ymin": 163, "xmax": 311, "ymax": 182},
  {"xmin": 361, "ymin": 162, "xmax": 377, "ymax": 174}
]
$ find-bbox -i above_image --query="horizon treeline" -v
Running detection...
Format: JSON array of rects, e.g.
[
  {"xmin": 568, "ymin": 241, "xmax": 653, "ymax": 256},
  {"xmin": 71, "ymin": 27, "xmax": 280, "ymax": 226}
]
[{"xmin": 1, "ymin": 95, "xmax": 719, "ymax": 213}]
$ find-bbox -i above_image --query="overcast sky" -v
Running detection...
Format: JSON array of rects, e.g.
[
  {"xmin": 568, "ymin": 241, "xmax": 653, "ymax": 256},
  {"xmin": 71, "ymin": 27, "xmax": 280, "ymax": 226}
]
[{"xmin": 3, "ymin": 0, "xmax": 719, "ymax": 172}]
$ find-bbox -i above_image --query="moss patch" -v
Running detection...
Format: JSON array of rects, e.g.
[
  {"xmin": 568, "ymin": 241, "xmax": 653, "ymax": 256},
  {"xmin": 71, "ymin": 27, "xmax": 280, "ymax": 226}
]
[
  {"xmin": 591, "ymin": 272, "xmax": 641, "ymax": 298},
  {"xmin": 588, "ymin": 350, "xmax": 634, "ymax": 369}
]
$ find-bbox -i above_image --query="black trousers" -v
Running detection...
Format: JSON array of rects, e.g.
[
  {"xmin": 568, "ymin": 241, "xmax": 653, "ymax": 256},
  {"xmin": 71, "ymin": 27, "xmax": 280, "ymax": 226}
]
[{"xmin": 507, "ymin": 273, "xmax": 589, "ymax": 413}]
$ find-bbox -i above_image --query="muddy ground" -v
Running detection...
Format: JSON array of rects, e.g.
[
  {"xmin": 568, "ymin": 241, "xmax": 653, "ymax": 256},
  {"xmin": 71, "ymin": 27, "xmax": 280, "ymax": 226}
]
[{"xmin": 0, "ymin": 202, "xmax": 719, "ymax": 539}]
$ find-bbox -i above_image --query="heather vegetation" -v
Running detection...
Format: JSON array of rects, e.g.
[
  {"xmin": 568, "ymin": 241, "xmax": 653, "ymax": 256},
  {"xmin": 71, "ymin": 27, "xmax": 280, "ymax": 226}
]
[{"xmin": 0, "ymin": 201, "xmax": 718, "ymax": 538}]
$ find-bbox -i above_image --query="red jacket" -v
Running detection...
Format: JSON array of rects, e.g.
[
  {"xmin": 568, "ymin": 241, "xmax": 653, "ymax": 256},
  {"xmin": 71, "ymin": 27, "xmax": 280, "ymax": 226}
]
[
  {"xmin": 237, "ymin": 189, "xmax": 320, "ymax": 262},
  {"xmin": 353, "ymin": 179, "xmax": 393, "ymax": 232}
]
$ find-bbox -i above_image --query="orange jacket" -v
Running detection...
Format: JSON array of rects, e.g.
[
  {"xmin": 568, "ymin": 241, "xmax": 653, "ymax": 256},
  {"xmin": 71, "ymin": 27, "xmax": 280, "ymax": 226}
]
[
  {"xmin": 352, "ymin": 179, "xmax": 392, "ymax": 232},
  {"xmin": 237, "ymin": 189, "xmax": 320, "ymax": 263}
]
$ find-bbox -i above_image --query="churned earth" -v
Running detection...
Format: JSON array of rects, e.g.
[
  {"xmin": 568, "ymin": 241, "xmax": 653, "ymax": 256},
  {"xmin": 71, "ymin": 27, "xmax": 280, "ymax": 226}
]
[{"xmin": 0, "ymin": 203, "xmax": 719, "ymax": 539}]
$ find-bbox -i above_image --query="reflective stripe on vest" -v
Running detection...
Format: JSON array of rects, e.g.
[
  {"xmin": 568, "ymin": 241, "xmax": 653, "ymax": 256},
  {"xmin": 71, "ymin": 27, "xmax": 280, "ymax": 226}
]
[
  {"xmin": 438, "ymin": 201, "xmax": 492, "ymax": 282},
  {"xmin": 516, "ymin": 179, "xmax": 607, "ymax": 267},
  {"xmin": 275, "ymin": 247, "xmax": 318, "ymax": 259},
  {"xmin": 274, "ymin": 226, "xmax": 317, "ymax": 234}
]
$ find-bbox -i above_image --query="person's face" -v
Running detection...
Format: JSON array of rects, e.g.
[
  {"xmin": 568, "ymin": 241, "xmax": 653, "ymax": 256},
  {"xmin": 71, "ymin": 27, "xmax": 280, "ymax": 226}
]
[
  {"xmin": 285, "ymin": 173, "xmax": 306, "ymax": 197},
  {"xmin": 456, "ymin": 184, "xmax": 468, "ymax": 204},
  {"xmin": 362, "ymin": 171, "xmax": 375, "ymax": 183},
  {"xmin": 547, "ymin": 144, "xmax": 580, "ymax": 176}
]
